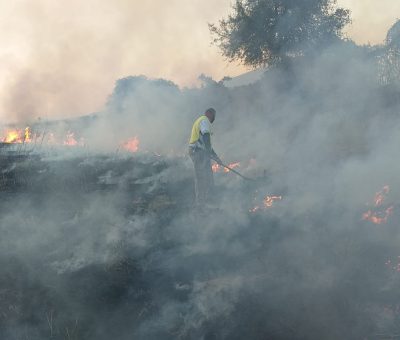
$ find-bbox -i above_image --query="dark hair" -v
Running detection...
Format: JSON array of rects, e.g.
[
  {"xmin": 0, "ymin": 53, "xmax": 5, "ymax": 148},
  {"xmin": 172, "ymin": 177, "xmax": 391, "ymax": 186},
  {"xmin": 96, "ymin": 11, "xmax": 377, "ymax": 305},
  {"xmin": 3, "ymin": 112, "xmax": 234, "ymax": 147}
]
[{"xmin": 205, "ymin": 108, "xmax": 216, "ymax": 115}]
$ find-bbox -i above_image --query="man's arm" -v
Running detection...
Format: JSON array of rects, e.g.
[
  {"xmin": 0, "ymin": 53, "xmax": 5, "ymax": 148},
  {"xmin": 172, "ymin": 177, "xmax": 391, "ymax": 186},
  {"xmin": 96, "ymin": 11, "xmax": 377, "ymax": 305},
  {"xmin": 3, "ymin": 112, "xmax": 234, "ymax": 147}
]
[{"xmin": 203, "ymin": 133, "xmax": 222, "ymax": 164}]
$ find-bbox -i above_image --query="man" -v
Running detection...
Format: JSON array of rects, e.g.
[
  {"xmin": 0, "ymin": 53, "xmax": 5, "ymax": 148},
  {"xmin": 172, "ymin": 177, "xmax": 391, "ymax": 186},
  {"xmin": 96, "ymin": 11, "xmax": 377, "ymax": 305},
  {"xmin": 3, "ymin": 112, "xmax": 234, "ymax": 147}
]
[{"xmin": 188, "ymin": 108, "xmax": 222, "ymax": 206}]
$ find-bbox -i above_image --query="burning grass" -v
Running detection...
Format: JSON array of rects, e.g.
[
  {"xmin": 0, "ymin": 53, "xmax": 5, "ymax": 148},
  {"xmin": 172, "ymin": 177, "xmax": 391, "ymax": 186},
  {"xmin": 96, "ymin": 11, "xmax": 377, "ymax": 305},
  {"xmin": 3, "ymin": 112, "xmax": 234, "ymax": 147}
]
[{"xmin": 0, "ymin": 148, "xmax": 398, "ymax": 339}]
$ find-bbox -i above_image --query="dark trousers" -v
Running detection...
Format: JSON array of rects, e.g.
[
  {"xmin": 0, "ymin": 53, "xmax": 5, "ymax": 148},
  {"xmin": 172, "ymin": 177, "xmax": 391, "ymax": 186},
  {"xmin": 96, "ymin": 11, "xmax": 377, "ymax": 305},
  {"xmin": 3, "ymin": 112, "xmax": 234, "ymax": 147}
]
[{"xmin": 189, "ymin": 148, "xmax": 214, "ymax": 206}]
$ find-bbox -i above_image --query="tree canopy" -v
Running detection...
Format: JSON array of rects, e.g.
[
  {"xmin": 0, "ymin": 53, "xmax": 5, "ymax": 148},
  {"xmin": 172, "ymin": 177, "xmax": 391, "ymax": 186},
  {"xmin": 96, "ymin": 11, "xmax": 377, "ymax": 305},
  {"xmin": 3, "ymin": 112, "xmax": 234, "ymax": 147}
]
[
  {"xmin": 210, "ymin": 0, "xmax": 350, "ymax": 67},
  {"xmin": 386, "ymin": 20, "xmax": 400, "ymax": 50}
]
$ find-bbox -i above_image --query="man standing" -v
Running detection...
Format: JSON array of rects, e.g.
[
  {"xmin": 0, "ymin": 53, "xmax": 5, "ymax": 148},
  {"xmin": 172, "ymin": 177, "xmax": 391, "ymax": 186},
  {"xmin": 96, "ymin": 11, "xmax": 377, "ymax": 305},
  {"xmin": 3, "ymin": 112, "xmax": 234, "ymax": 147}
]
[{"xmin": 188, "ymin": 108, "xmax": 222, "ymax": 207}]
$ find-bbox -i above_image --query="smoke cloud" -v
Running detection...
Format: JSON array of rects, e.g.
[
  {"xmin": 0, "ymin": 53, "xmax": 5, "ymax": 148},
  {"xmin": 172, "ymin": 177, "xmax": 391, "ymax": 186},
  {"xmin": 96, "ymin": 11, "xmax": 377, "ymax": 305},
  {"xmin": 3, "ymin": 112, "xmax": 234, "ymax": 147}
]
[
  {"xmin": 1, "ymin": 1, "xmax": 399, "ymax": 123},
  {"xmin": 1, "ymin": 3, "xmax": 400, "ymax": 339},
  {"xmin": 0, "ymin": 0, "xmax": 248, "ymax": 123}
]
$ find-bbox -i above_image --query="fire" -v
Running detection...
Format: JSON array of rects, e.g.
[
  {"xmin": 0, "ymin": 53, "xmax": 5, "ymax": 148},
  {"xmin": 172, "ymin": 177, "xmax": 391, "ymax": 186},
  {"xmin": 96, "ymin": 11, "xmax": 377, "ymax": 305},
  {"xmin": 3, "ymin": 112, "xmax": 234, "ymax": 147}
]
[
  {"xmin": 212, "ymin": 162, "xmax": 241, "ymax": 173},
  {"xmin": 362, "ymin": 206, "xmax": 394, "ymax": 225},
  {"xmin": 1, "ymin": 127, "xmax": 87, "ymax": 148},
  {"xmin": 1, "ymin": 127, "xmax": 33, "ymax": 143},
  {"xmin": 362, "ymin": 185, "xmax": 394, "ymax": 224},
  {"xmin": 263, "ymin": 195, "xmax": 283, "ymax": 207},
  {"xmin": 4, "ymin": 130, "xmax": 20, "ymax": 143},
  {"xmin": 122, "ymin": 136, "xmax": 140, "ymax": 153},
  {"xmin": 2, "ymin": 126, "xmax": 33, "ymax": 144},
  {"xmin": 63, "ymin": 131, "xmax": 79, "ymax": 146},
  {"xmin": 224, "ymin": 162, "xmax": 240, "ymax": 173},
  {"xmin": 250, "ymin": 194, "xmax": 283, "ymax": 212},
  {"xmin": 24, "ymin": 127, "xmax": 32, "ymax": 142}
]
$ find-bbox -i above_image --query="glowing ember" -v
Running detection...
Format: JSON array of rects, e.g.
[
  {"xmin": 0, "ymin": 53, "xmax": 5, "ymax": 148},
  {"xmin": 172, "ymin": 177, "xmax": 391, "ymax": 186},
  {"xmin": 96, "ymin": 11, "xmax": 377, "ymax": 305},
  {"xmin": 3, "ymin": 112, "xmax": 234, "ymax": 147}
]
[
  {"xmin": 362, "ymin": 185, "xmax": 394, "ymax": 224},
  {"xmin": 122, "ymin": 136, "xmax": 140, "ymax": 153}
]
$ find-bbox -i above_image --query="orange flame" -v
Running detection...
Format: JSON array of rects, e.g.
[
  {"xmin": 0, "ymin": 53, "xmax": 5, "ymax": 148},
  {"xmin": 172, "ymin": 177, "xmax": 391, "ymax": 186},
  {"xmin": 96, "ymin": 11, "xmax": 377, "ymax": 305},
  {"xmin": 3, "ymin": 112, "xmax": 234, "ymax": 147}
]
[
  {"xmin": 63, "ymin": 131, "xmax": 79, "ymax": 146},
  {"xmin": 224, "ymin": 162, "xmax": 240, "ymax": 173},
  {"xmin": 212, "ymin": 164, "xmax": 220, "ymax": 173},
  {"xmin": 1, "ymin": 127, "xmax": 88, "ymax": 147},
  {"xmin": 363, "ymin": 206, "xmax": 394, "ymax": 225},
  {"xmin": 2, "ymin": 127, "xmax": 33, "ymax": 143},
  {"xmin": 24, "ymin": 127, "xmax": 32, "ymax": 143},
  {"xmin": 122, "ymin": 136, "xmax": 140, "ymax": 153},
  {"xmin": 374, "ymin": 185, "xmax": 389, "ymax": 206},
  {"xmin": 4, "ymin": 130, "xmax": 21, "ymax": 143},
  {"xmin": 212, "ymin": 162, "xmax": 241, "ymax": 173},
  {"xmin": 263, "ymin": 195, "xmax": 283, "ymax": 207},
  {"xmin": 250, "ymin": 195, "xmax": 283, "ymax": 212},
  {"xmin": 362, "ymin": 185, "xmax": 394, "ymax": 224}
]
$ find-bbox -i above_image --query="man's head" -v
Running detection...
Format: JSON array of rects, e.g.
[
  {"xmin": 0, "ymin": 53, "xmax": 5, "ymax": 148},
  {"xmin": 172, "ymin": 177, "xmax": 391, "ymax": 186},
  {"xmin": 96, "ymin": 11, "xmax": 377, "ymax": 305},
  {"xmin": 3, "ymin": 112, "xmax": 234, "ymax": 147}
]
[{"xmin": 205, "ymin": 108, "xmax": 216, "ymax": 123}]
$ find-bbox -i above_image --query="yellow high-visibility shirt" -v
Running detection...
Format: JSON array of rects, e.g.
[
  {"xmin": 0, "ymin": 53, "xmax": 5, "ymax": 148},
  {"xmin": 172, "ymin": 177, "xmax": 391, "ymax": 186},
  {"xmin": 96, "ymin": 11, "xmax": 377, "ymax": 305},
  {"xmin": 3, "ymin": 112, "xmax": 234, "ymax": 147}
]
[{"xmin": 189, "ymin": 115, "xmax": 211, "ymax": 147}]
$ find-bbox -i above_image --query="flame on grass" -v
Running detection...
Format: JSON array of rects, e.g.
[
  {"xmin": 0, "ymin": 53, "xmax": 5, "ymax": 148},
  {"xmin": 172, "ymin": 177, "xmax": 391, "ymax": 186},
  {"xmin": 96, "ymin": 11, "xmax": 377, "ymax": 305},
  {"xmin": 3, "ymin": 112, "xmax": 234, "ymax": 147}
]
[
  {"xmin": 250, "ymin": 195, "xmax": 283, "ymax": 213},
  {"xmin": 362, "ymin": 185, "xmax": 394, "ymax": 224},
  {"xmin": 212, "ymin": 162, "xmax": 240, "ymax": 173},
  {"xmin": 2, "ymin": 127, "xmax": 32, "ymax": 143},
  {"xmin": 121, "ymin": 136, "xmax": 140, "ymax": 153},
  {"xmin": 1, "ymin": 127, "xmax": 87, "ymax": 147}
]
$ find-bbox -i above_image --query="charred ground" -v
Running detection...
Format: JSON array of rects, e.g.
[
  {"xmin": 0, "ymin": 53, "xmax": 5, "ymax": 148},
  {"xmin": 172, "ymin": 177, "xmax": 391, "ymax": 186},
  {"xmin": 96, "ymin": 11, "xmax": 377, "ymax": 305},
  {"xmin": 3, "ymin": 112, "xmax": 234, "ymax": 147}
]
[{"xmin": 0, "ymin": 144, "xmax": 399, "ymax": 340}]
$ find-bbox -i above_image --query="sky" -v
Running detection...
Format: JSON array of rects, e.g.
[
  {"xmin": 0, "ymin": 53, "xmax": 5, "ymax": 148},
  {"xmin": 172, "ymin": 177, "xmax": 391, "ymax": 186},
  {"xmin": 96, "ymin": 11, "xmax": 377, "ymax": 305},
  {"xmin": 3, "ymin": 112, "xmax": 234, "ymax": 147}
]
[{"xmin": 0, "ymin": 0, "xmax": 399, "ymax": 122}]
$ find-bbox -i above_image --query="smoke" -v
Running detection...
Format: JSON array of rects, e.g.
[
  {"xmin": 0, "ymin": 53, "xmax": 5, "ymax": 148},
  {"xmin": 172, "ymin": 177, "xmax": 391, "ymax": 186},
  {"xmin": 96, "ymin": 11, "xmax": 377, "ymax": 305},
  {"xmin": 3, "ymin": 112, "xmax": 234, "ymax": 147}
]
[
  {"xmin": 2, "ymin": 8, "xmax": 400, "ymax": 340},
  {"xmin": 0, "ymin": 0, "xmax": 248, "ymax": 123},
  {"xmin": 3, "ymin": 0, "xmax": 398, "ymax": 123},
  {"xmin": 73, "ymin": 33, "xmax": 400, "ymax": 337}
]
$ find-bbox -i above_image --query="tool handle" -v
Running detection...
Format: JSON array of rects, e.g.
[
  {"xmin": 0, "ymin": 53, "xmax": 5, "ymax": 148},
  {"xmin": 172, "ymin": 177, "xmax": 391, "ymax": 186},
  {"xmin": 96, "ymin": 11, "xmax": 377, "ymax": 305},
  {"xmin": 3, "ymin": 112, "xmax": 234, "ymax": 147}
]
[{"xmin": 214, "ymin": 160, "xmax": 254, "ymax": 181}]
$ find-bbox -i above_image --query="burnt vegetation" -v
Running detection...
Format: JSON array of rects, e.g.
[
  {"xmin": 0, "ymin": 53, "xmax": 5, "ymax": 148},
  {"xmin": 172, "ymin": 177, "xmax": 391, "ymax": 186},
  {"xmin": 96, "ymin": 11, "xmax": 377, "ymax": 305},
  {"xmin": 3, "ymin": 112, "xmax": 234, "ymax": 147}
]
[{"xmin": 1, "ymin": 2, "xmax": 400, "ymax": 340}]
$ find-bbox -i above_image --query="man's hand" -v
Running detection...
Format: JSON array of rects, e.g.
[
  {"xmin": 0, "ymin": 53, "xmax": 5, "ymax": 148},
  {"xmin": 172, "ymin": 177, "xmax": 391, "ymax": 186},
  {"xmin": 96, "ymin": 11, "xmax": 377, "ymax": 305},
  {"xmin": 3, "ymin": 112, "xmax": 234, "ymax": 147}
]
[{"xmin": 211, "ymin": 150, "xmax": 222, "ymax": 165}]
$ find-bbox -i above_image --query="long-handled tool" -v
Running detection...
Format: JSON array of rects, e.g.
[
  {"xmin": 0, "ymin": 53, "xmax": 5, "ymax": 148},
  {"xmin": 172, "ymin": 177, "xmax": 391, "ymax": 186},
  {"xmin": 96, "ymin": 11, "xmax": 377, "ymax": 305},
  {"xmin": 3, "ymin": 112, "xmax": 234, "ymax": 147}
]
[{"xmin": 213, "ymin": 158, "xmax": 255, "ymax": 181}]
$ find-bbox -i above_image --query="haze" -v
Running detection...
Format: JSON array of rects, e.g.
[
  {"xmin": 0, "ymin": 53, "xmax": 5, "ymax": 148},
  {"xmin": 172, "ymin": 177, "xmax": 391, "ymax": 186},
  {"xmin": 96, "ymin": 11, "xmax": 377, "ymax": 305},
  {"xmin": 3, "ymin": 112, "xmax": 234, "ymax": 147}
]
[{"xmin": 0, "ymin": 0, "xmax": 398, "ymax": 122}]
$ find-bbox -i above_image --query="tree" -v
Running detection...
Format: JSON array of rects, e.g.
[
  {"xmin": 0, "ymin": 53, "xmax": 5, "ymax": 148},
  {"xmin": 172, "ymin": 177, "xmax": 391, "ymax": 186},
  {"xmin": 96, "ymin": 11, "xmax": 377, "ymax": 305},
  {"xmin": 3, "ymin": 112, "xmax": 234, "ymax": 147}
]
[
  {"xmin": 209, "ymin": 0, "xmax": 350, "ymax": 67},
  {"xmin": 378, "ymin": 20, "xmax": 400, "ymax": 86}
]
